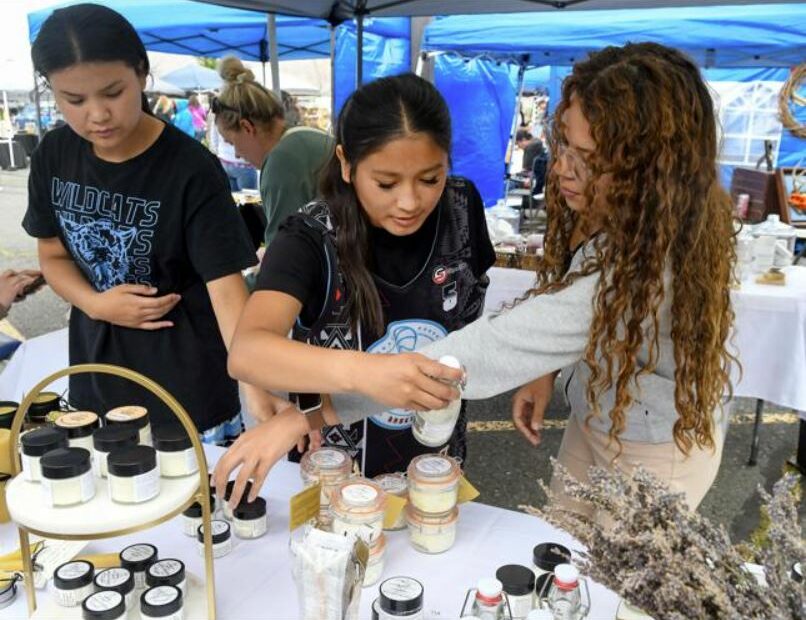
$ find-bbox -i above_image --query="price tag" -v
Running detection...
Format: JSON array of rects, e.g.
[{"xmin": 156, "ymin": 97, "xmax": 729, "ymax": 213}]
[
  {"xmin": 382, "ymin": 494, "xmax": 407, "ymax": 529},
  {"xmin": 289, "ymin": 484, "xmax": 321, "ymax": 531},
  {"xmin": 457, "ymin": 476, "xmax": 480, "ymax": 504}
]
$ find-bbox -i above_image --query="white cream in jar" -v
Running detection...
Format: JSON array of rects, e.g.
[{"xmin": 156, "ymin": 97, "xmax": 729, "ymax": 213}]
[
  {"xmin": 405, "ymin": 505, "xmax": 458, "ymax": 554},
  {"xmin": 146, "ymin": 559, "xmax": 186, "ymax": 596},
  {"xmin": 105, "ymin": 405, "xmax": 151, "ymax": 446},
  {"xmin": 496, "ymin": 564, "xmax": 537, "ymax": 619},
  {"xmin": 152, "ymin": 425, "xmax": 198, "ymax": 478},
  {"xmin": 330, "ymin": 479, "xmax": 387, "ymax": 544},
  {"xmin": 94, "ymin": 567, "xmax": 135, "ymax": 611},
  {"xmin": 81, "ymin": 590, "xmax": 126, "ymax": 620},
  {"xmin": 181, "ymin": 502, "xmax": 204, "ymax": 537},
  {"xmin": 53, "ymin": 559, "xmax": 95, "ymax": 607},
  {"xmin": 363, "ymin": 534, "xmax": 386, "ymax": 588},
  {"xmin": 19, "ymin": 426, "xmax": 68, "ymax": 482},
  {"xmin": 406, "ymin": 454, "xmax": 460, "ymax": 514},
  {"xmin": 299, "ymin": 446, "xmax": 352, "ymax": 511},
  {"xmin": 232, "ymin": 496, "xmax": 268, "ymax": 539},
  {"xmin": 198, "ymin": 519, "xmax": 232, "ymax": 558},
  {"xmin": 55, "ymin": 411, "xmax": 100, "ymax": 452},
  {"xmin": 412, "ymin": 355, "xmax": 463, "ymax": 447},
  {"xmin": 92, "ymin": 425, "xmax": 139, "ymax": 478},
  {"xmin": 119, "ymin": 543, "xmax": 158, "ymax": 591},
  {"xmin": 107, "ymin": 445, "xmax": 160, "ymax": 504},
  {"xmin": 140, "ymin": 585, "xmax": 184, "ymax": 620},
  {"xmin": 374, "ymin": 473, "xmax": 408, "ymax": 531},
  {"xmin": 40, "ymin": 447, "xmax": 95, "ymax": 506}
]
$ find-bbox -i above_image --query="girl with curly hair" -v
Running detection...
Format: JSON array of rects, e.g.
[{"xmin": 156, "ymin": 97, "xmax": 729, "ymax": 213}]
[{"xmin": 217, "ymin": 42, "xmax": 736, "ymax": 518}]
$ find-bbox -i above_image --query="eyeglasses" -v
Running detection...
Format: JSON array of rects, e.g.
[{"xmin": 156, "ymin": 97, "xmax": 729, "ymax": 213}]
[
  {"xmin": 556, "ymin": 141, "xmax": 592, "ymax": 179},
  {"xmin": 211, "ymin": 97, "xmax": 241, "ymax": 116}
]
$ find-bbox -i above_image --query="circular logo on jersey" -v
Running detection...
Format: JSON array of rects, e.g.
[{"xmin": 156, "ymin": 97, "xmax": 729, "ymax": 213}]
[
  {"xmin": 432, "ymin": 266, "xmax": 448, "ymax": 285},
  {"xmin": 366, "ymin": 319, "xmax": 448, "ymax": 430}
]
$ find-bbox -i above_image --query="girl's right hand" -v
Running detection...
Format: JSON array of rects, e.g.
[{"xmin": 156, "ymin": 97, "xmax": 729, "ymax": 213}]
[
  {"xmin": 90, "ymin": 284, "xmax": 181, "ymax": 330},
  {"xmin": 512, "ymin": 371, "xmax": 558, "ymax": 446},
  {"xmin": 355, "ymin": 352, "xmax": 462, "ymax": 411}
]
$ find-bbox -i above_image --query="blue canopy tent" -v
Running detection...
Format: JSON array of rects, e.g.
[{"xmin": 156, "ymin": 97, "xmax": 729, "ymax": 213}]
[{"xmin": 422, "ymin": 4, "xmax": 806, "ymax": 205}]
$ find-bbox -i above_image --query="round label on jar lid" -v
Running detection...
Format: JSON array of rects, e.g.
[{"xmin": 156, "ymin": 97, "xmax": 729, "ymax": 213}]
[
  {"xmin": 150, "ymin": 560, "xmax": 182, "ymax": 577},
  {"xmin": 415, "ymin": 455, "xmax": 452, "ymax": 477},
  {"xmin": 106, "ymin": 406, "xmax": 146, "ymax": 422},
  {"xmin": 85, "ymin": 590, "xmax": 123, "ymax": 611},
  {"xmin": 121, "ymin": 544, "xmax": 156, "ymax": 562},
  {"xmin": 310, "ymin": 448, "xmax": 346, "ymax": 468},
  {"xmin": 380, "ymin": 576, "xmax": 423, "ymax": 601},
  {"xmin": 341, "ymin": 483, "xmax": 378, "ymax": 505},
  {"xmin": 96, "ymin": 568, "xmax": 130, "ymax": 587},
  {"xmin": 55, "ymin": 411, "xmax": 98, "ymax": 428},
  {"xmin": 56, "ymin": 561, "xmax": 91, "ymax": 580},
  {"xmin": 374, "ymin": 474, "xmax": 407, "ymax": 494},
  {"xmin": 144, "ymin": 585, "xmax": 180, "ymax": 606},
  {"xmin": 211, "ymin": 520, "xmax": 229, "ymax": 536}
]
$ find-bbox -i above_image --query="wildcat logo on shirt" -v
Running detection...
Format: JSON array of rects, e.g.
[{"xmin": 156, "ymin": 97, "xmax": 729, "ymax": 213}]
[
  {"xmin": 366, "ymin": 319, "xmax": 448, "ymax": 429},
  {"xmin": 51, "ymin": 177, "xmax": 160, "ymax": 291}
]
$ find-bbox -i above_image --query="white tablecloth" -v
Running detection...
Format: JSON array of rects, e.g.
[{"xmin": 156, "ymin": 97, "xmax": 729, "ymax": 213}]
[{"xmin": 1, "ymin": 446, "xmax": 619, "ymax": 619}]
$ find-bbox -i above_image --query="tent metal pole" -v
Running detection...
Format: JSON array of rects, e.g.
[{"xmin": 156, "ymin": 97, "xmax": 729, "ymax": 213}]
[
  {"xmin": 268, "ymin": 13, "xmax": 280, "ymax": 96},
  {"xmin": 356, "ymin": 10, "xmax": 364, "ymax": 88},
  {"xmin": 504, "ymin": 62, "xmax": 527, "ymax": 196},
  {"xmin": 33, "ymin": 70, "xmax": 43, "ymax": 138},
  {"xmin": 330, "ymin": 25, "xmax": 336, "ymax": 127},
  {"xmin": 4, "ymin": 90, "xmax": 15, "ymax": 169}
]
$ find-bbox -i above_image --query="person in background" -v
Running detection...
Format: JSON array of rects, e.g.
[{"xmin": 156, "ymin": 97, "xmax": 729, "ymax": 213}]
[
  {"xmin": 172, "ymin": 99, "xmax": 194, "ymax": 138},
  {"xmin": 213, "ymin": 57, "xmax": 333, "ymax": 265},
  {"xmin": 188, "ymin": 94, "xmax": 207, "ymax": 141},
  {"xmin": 152, "ymin": 95, "xmax": 174, "ymax": 123},
  {"xmin": 208, "ymin": 118, "xmax": 258, "ymax": 191},
  {"xmin": 516, "ymin": 127, "xmax": 545, "ymax": 175},
  {"xmin": 280, "ymin": 90, "xmax": 301, "ymax": 127}
]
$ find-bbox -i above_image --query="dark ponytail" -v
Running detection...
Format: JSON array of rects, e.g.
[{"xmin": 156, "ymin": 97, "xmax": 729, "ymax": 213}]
[
  {"xmin": 31, "ymin": 3, "xmax": 152, "ymax": 113},
  {"xmin": 320, "ymin": 73, "xmax": 452, "ymax": 335}
]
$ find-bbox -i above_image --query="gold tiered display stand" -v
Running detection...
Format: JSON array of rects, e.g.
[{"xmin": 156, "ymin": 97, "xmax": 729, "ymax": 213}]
[{"xmin": 5, "ymin": 364, "xmax": 217, "ymax": 618}]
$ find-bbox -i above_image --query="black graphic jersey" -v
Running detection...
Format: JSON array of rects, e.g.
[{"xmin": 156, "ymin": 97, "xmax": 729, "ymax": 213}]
[
  {"xmin": 258, "ymin": 177, "xmax": 495, "ymax": 476},
  {"xmin": 23, "ymin": 123, "xmax": 257, "ymax": 431}
]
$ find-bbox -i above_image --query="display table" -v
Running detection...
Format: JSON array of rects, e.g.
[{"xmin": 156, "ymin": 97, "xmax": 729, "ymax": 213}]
[{"xmin": 0, "ymin": 445, "xmax": 620, "ymax": 618}]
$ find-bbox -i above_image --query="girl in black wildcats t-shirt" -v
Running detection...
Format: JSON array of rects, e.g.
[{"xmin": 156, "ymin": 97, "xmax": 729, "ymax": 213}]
[
  {"xmin": 23, "ymin": 5, "xmax": 281, "ymax": 439},
  {"xmin": 225, "ymin": 73, "xmax": 495, "ymax": 481}
]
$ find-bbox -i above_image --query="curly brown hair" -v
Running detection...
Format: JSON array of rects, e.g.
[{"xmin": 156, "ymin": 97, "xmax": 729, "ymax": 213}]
[{"xmin": 530, "ymin": 42, "xmax": 737, "ymax": 455}]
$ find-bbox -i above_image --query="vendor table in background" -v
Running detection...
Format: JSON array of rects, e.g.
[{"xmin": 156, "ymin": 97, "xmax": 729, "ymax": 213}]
[{"xmin": 0, "ymin": 445, "xmax": 619, "ymax": 618}]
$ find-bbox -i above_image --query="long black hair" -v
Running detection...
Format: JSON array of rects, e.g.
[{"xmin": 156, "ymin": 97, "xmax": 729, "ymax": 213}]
[
  {"xmin": 31, "ymin": 3, "xmax": 151, "ymax": 113},
  {"xmin": 321, "ymin": 73, "xmax": 452, "ymax": 335}
]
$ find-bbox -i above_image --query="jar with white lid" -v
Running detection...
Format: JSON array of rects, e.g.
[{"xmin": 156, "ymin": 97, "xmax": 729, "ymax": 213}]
[
  {"xmin": 232, "ymin": 496, "xmax": 268, "ymax": 539},
  {"xmin": 405, "ymin": 505, "xmax": 458, "ymax": 554},
  {"xmin": 105, "ymin": 405, "xmax": 152, "ymax": 446},
  {"xmin": 222, "ymin": 479, "xmax": 253, "ymax": 520},
  {"xmin": 140, "ymin": 584, "xmax": 183, "ymax": 620},
  {"xmin": 82, "ymin": 590, "xmax": 126, "ymax": 620},
  {"xmin": 92, "ymin": 425, "xmax": 139, "ymax": 478},
  {"xmin": 496, "ymin": 564, "xmax": 536, "ymax": 619},
  {"xmin": 146, "ymin": 559, "xmax": 186, "ymax": 595},
  {"xmin": 363, "ymin": 534, "xmax": 386, "ymax": 587},
  {"xmin": 94, "ymin": 567, "xmax": 135, "ymax": 611},
  {"xmin": 198, "ymin": 519, "xmax": 232, "ymax": 558},
  {"xmin": 119, "ymin": 543, "xmax": 158, "ymax": 591},
  {"xmin": 53, "ymin": 559, "xmax": 95, "ymax": 607},
  {"xmin": 55, "ymin": 411, "xmax": 101, "ymax": 452},
  {"xmin": 406, "ymin": 454, "xmax": 460, "ymax": 514},
  {"xmin": 40, "ymin": 447, "xmax": 95, "ymax": 506},
  {"xmin": 20, "ymin": 426, "xmax": 68, "ymax": 482},
  {"xmin": 152, "ymin": 425, "xmax": 198, "ymax": 478},
  {"xmin": 299, "ymin": 446, "xmax": 352, "ymax": 510},
  {"xmin": 412, "ymin": 356, "xmax": 463, "ymax": 447},
  {"xmin": 330, "ymin": 478, "xmax": 387, "ymax": 544},
  {"xmin": 107, "ymin": 445, "xmax": 160, "ymax": 504},
  {"xmin": 371, "ymin": 576, "xmax": 425, "ymax": 620},
  {"xmin": 373, "ymin": 473, "xmax": 408, "ymax": 531}
]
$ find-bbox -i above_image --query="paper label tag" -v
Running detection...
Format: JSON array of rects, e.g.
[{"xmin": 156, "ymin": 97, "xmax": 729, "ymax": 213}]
[
  {"xmin": 289, "ymin": 484, "xmax": 321, "ymax": 531},
  {"xmin": 382, "ymin": 494, "xmax": 408, "ymax": 530},
  {"xmin": 457, "ymin": 475, "xmax": 480, "ymax": 504},
  {"xmin": 32, "ymin": 538, "xmax": 89, "ymax": 589}
]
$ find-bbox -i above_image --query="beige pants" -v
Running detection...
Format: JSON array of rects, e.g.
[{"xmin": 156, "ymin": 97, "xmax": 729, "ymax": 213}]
[{"xmin": 551, "ymin": 414, "xmax": 723, "ymax": 522}]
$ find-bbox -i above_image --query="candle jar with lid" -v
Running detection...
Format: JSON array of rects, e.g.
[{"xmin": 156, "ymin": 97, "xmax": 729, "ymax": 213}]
[
  {"xmin": 55, "ymin": 411, "xmax": 101, "ymax": 452},
  {"xmin": 119, "ymin": 543, "xmax": 158, "ymax": 591},
  {"xmin": 532, "ymin": 543, "xmax": 571, "ymax": 580},
  {"xmin": 26, "ymin": 391, "xmax": 62, "ymax": 428},
  {"xmin": 19, "ymin": 426, "xmax": 68, "ymax": 482},
  {"xmin": 92, "ymin": 425, "xmax": 139, "ymax": 478},
  {"xmin": 140, "ymin": 584, "xmax": 183, "ymax": 620},
  {"xmin": 405, "ymin": 505, "xmax": 458, "ymax": 554},
  {"xmin": 496, "ymin": 564, "xmax": 536, "ymax": 619},
  {"xmin": 371, "ymin": 576, "xmax": 425, "ymax": 620},
  {"xmin": 198, "ymin": 519, "xmax": 232, "ymax": 558},
  {"xmin": 107, "ymin": 445, "xmax": 160, "ymax": 504},
  {"xmin": 82, "ymin": 590, "xmax": 126, "ymax": 620},
  {"xmin": 300, "ymin": 446, "xmax": 353, "ymax": 513},
  {"xmin": 53, "ymin": 559, "xmax": 95, "ymax": 607},
  {"xmin": 223, "ymin": 479, "xmax": 252, "ymax": 520},
  {"xmin": 0, "ymin": 401, "xmax": 18, "ymax": 430},
  {"xmin": 232, "ymin": 496, "xmax": 268, "ymax": 539},
  {"xmin": 152, "ymin": 424, "xmax": 198, "ymax": 478},
  {"xmin": 406, "ymin": 454, "xmax": 460, "ymax": 514},
  {"xmin": 330, "ymin": 478, "xmax": 387, "ymax": 544},
  {"xmin": 40, "ymin": 447, "xmax": 95, "ymax": 506},
  {"xmin": 146, "ymin": 559, "xmax": 186, "ymax": 595},
  {"xmin": 374, "ymin": 473, "xmax": 408, "ymax": 531},
  {"xmin": 94, "ymin": 567, "xmax": 135, "ymax": 610},
  {"xmin": 412, "ymin": 355, "xmax": 463, "ymax": 447},
  {"xmin": 105, "ymin": 405, "xmax": 151, "ymax": 446}
]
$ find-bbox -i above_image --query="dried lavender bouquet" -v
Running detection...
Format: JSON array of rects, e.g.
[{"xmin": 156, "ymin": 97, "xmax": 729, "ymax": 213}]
[{"xmin": 523, "ymin": 460, "xmax": 804, "ymax": 619}]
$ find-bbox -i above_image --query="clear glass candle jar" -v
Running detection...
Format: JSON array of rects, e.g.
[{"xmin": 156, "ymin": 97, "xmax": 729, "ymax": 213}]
[
  {"xmin": 146, "ymin": 559, "xmax": 186, "ymax": 596},
  {"xmin": 405, "ymin": 505, "xmax": 458, "ymax": 554},
  {"xmin": 140, "ymin": 585, "xmax": 183, "ymax": 620},
  {"xmin": 373, "ymin": 473, "xmax": 408, "ymax": 531},
  {"xmin": 299, "ymin": 446, "xmax": 352, "ymax": 511},
  {"xmin": 406, "ymin": 454, "xmax": 460, "ymax": 514},
  {"xmin": 152, "ymin": 425, "xmax": 198, "ymax": 478},
  {"xmin": 496, "ymin": 564, "xmax": 536, "ymax": 619},
  {"xmin": 233, "ymin": 496, "xmax": 268, "ymax": 539},
  {"xmin": 371, "ymin": 576, "xmax": 425, "ymax": 620},
  {"xmin": 105, "ymin": 405, "xmax": 151, "ymax": 446},
  {"xmin": 82, "ymin": 590, "xmax": 126, "ymax": 620},
  {"xmin": 197, "ymin": 519, "xmax": 232, "ymax": 558},
  {"xmin": 412, "ymin": 356, "xmax": 463, "ymax": 447},
  {"xmin": 94, "ymin": 567, "xmax": 135, "ymax": 611},
  {"xmin": 55, "ymin": 411, "xmax": 100, "ymax": 452},
  {"xmin": 53, "ymin": 559, "xmax": 95, "ymax": 607},
  {"xmin": 40, "ymin": 447, "xmax": 95, "ymax": 507},
  {"xmin": 363, "ymin": 534, "xmax": 386, "ymax": 588},
  {"xmin": 20, "ymin": 426, "xmax": 68, "ymax": 482},
  {"xmin": 92, "ymin": 425, "xmax": 139, "ymax": 478},
  {"xmin": 330, "ymin": 479, "xmax": 387, "ymax": 544},
  {"xmin": 119, "ymin": 543, "xmax": 158, "ymax": 591},
  {"xmin": 107, "ymin": 445, "xmax": 160, "ymax": 504}
]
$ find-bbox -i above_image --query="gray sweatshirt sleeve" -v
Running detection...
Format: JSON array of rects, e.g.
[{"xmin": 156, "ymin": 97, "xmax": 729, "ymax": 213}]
[{"xmin": 331, "ymin": 269, "xmax": 599, "ymax": 426}]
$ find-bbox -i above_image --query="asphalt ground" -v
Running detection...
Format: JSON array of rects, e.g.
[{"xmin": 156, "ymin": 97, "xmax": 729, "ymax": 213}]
[{"xmin": 1, "ymin": 167, "xmax": 802, "ymax": 545}]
